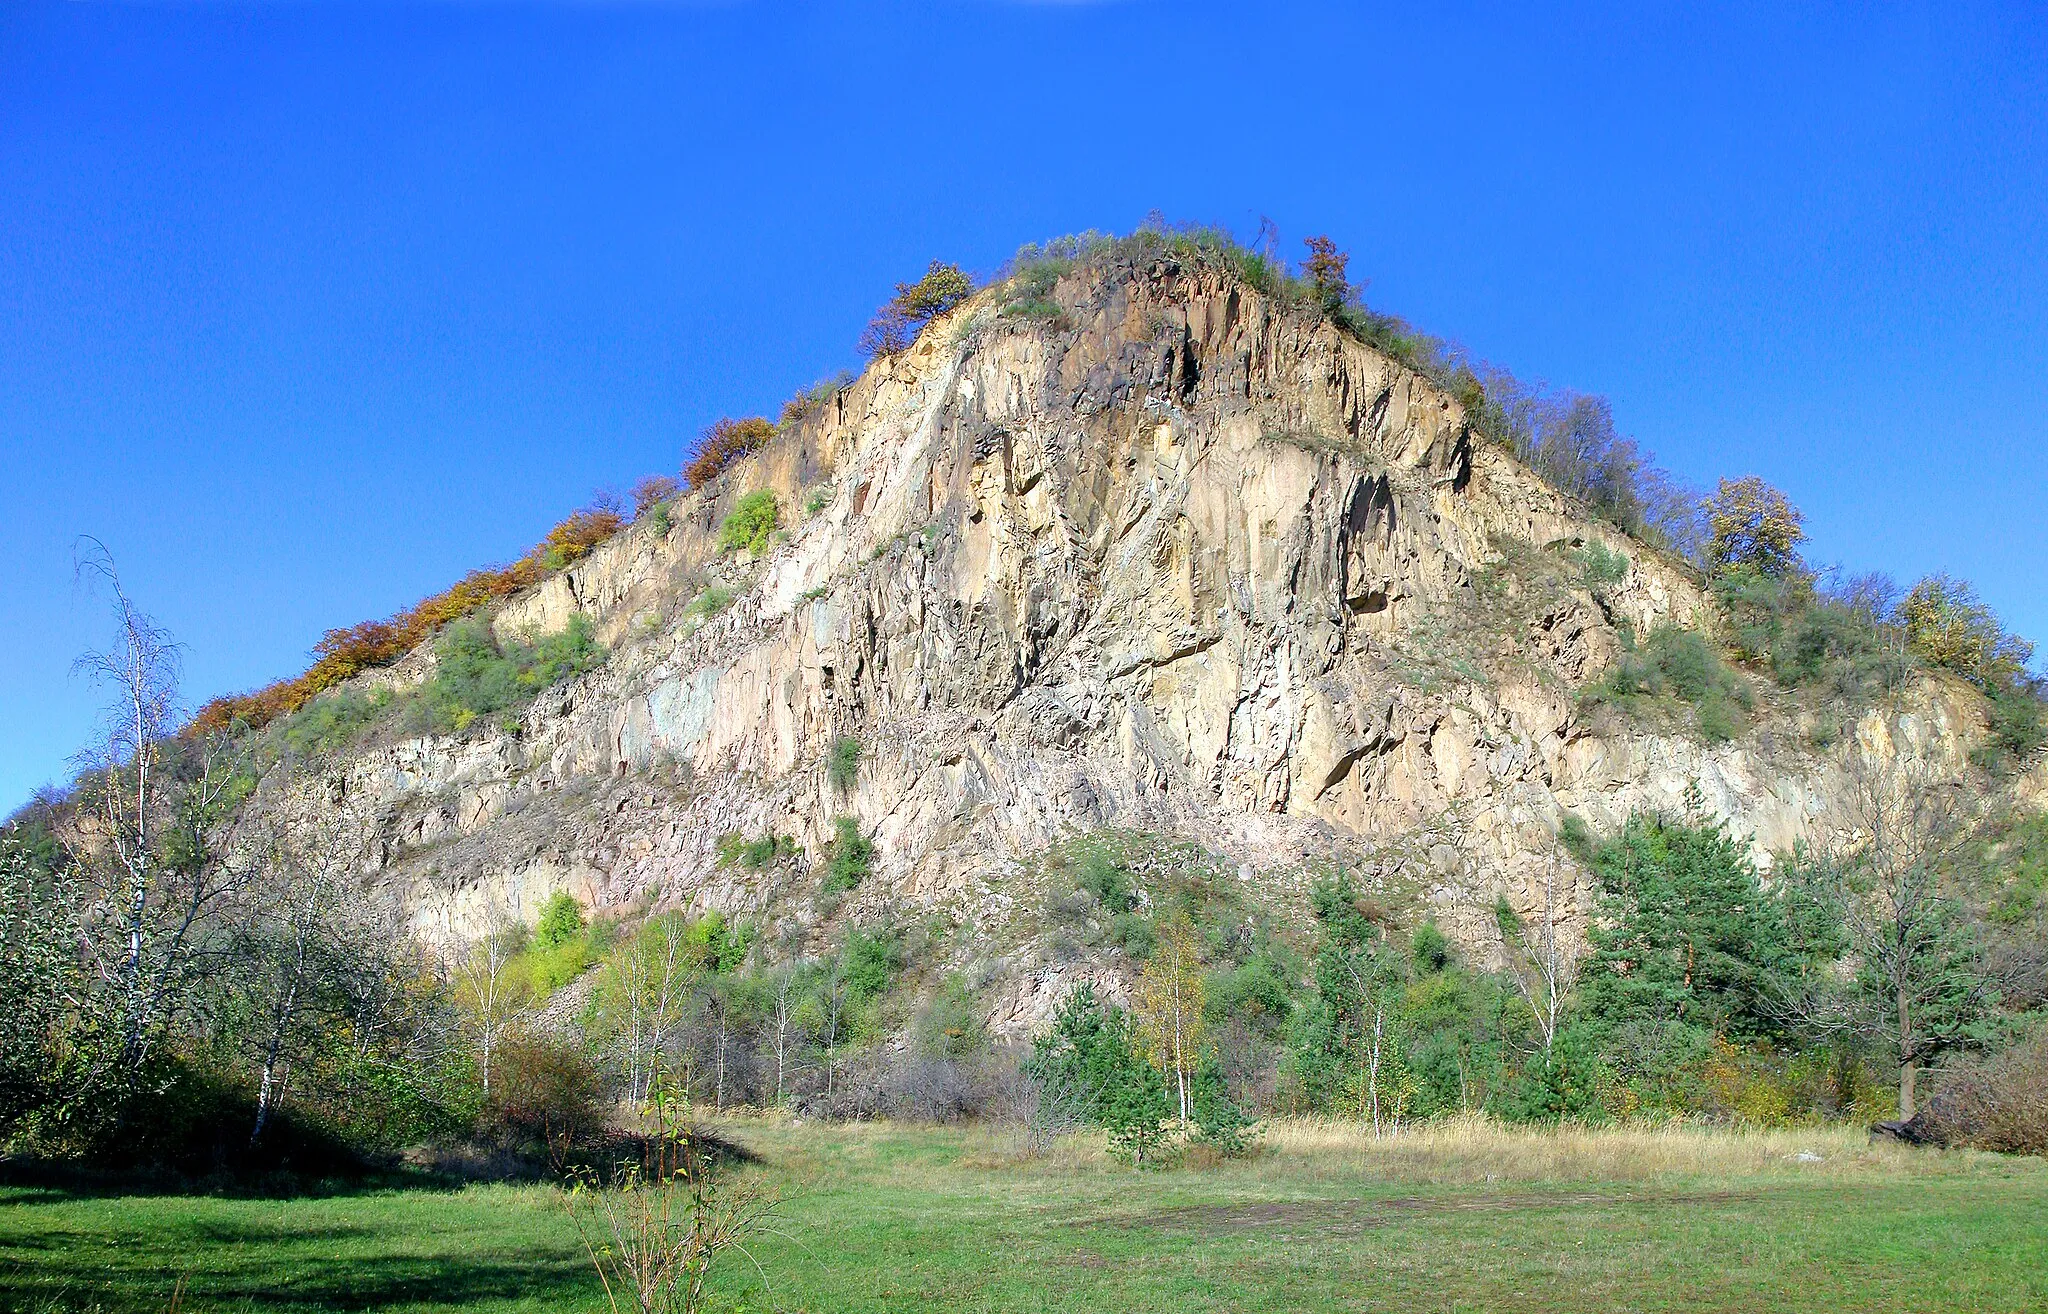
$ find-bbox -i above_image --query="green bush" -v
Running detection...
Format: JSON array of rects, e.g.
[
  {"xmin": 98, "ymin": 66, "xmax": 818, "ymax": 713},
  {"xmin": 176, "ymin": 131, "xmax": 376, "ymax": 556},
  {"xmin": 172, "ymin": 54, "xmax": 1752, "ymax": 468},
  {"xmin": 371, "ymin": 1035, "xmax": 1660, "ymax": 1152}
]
[
  {"xmin": 822, "ymin": 816, "xmax": 874, "ymax": 894},
  {"xmin": 1986, "ymin": 686, "xmax": 2046, "ymax": 768},
  {"xmin": 1107, "ymin": 911, "xmax": 1156, "ymax": 959},
  {"xmin": 688, "ymin": 584, "xmax": 735, "ymax": 618},
  {"xmin": 1410, "ymin": 922, "xmax": 1452, "ymax": 974},
  {"xmin": 717, "ymin": 832, "xmax": 796, "ymax": 870},
  {"xmin": 534, "ymin": 891, "xmax": 586, "ymax": 950},
  {"xmin": 1584, "ymin": 625, "xmax": 1748, "ymax": 743},
  {"xmin": 998, "ymin": 260, "xmax": 1068, "ymax": 322},
  {"xmin": 914, "ymin": 973, "xmax": 987, "ymax": 1058},
  {"xmin": 827, "ymin": 735, "xmax": 862, "ymax": 791},
  {"xmin": 408, "ymin": 614, "xmax": 606, "ymax": 736},
  {"xmin": 1190, "ymin": 1052, "xmax": 1258, "ymax": 1154},
  {"xmin": 1078, "ymin": 850, "xmax": 1138, "ymax": 913},
  {"xmin": 277, "ymin": 688, "xmax": 390, "ymax": 757},
  {"xmin": 718, "ymin": 491, "xmax": 780, "ymax": 554},
  {"xmin": 1497, "ymin": 1028, "xmax": 1613, "ymax": 1123},
  {"xmin": 1714, "ymin": 568, "xmax": 1906, "ymax": 706},
  {"xmin": 841, "ymin": 925, "xmax": 900, "ymax": 1002},
  {"xmin": 1580, "ymin": 542, "xmax": 1629, "ymax": 586},
  {"xmin": 1558, "ymin": 814, "xmax": 1597, "ymax": 865}
]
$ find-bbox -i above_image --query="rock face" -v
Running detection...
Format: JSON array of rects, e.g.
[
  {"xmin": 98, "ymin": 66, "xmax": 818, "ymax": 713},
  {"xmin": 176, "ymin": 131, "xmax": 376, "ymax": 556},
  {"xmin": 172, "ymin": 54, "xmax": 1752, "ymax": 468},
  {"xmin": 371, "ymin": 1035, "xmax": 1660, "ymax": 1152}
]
[{"xmin": 240, "ymin": 257, "xmax": 2007, "ymax": 1032}]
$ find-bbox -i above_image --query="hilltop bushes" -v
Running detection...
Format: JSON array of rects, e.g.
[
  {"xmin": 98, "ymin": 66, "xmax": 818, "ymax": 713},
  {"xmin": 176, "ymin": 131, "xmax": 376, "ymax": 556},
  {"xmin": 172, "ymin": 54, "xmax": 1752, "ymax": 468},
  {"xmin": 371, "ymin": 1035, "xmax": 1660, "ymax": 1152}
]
[
  {"xmin": 192, "ymin": 503, "xmax": 624, "ymax": 736},
  {"xmin": 402, "ymin": 614, "xmax": 605, "ymax": 736},
  {"xmin": 685, "ymin": 416, "xmax": 776, "ymax": 489},
  {"xmin": 859, "ymin": 260, "xmax": 974, "ymax": 358},
  {"xmin": 998, "ymin": 220, "xmax": 1706, "ymax": 558}
]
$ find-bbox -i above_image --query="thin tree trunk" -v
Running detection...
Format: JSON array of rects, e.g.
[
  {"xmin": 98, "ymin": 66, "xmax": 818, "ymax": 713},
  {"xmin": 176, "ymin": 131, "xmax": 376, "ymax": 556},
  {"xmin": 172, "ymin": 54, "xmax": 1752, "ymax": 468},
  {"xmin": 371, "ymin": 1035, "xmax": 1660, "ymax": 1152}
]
[
  {"xmin": 1368, "ymin": 1004, "xmax": 1385, "ymax": 1137},
  {"xmin": 714, "ymin": 1009, "xmax": 726, "ymax": 1115},
  {"xmin": 1898, "ymin": 978, "xmax": 1916, "ymax": 1119},
  {"xmin": 252, "ymin": 933, "xmax": 307, "ymax": 1147}
]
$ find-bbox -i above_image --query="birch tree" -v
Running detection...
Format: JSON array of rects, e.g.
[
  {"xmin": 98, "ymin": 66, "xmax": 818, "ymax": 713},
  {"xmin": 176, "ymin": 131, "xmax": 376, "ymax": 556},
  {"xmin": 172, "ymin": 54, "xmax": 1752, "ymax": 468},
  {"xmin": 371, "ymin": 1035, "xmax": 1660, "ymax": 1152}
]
[
  {"xmin": 1135, "ymin": 912, "xmax": 1205, "ymax": 1130},
  {"xmin": 452, "ymin": 904, "xmax": 533, "ymax": 1101},
  {"xmin": 235, "ymin": 799, "xmax": 374, "ymax": 1146},
  {"xmin": 1497, "ymin": 857, "xmax": 1583, "ymax": 1056},
  {"xmin": 593, "ymin": 913, "xmax": 702, "ymax": 1105},
  {"xmin": 66, "ymin": 543, "xmax": 254, "ymax": 1088}
]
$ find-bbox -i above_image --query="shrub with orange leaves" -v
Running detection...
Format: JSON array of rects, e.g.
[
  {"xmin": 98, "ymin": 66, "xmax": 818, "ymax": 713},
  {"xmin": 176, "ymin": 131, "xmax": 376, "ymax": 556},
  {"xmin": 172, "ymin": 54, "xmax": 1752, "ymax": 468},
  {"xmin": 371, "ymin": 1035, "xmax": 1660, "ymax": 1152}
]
[
  {"xmin": 684, "ymin": 416, "xmax": 776, "ymax": 490},
  {"xmin": 523, "ymin": 508, "xmax": 622, "ymax": 576},
  {"xmin": 631, "ymin": 475, "xmax": 680, "ymax": 518},
  {"xmin": 188, "ymin": 502, "xmax": 629, "ymax": 737}
]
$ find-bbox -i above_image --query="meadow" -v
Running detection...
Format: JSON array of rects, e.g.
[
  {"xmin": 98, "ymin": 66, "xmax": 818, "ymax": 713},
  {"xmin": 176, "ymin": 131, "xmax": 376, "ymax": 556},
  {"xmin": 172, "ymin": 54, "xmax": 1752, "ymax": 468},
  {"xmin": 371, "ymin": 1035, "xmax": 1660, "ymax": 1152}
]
[{"xmin": 4, "ymin": 1118, "xmax": 2045, "ymax": 1314}]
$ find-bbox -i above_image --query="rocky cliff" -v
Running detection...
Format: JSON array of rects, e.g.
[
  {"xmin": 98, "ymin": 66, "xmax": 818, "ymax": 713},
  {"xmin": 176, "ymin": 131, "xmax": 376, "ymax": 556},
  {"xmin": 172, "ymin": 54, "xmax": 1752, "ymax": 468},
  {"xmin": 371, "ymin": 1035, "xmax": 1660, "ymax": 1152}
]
[{"xmin": 239, "ymin": 253, "xmax": 2013, "ymax": 1033}]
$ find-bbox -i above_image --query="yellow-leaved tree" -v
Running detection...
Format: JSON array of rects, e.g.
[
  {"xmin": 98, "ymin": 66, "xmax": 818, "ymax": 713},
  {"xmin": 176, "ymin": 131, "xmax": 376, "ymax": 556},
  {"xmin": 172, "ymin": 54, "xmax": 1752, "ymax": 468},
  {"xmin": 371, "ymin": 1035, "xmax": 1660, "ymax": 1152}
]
[{"xmin": 1134, "ymin": 911, "xmax": 1205, "ymax": 1130}]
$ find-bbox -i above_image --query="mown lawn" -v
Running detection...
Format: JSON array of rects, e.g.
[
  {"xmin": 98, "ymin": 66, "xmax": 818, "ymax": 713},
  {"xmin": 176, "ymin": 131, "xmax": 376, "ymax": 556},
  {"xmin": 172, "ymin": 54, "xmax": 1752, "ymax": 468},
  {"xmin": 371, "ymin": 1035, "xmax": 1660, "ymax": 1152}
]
[{"xmin": 4, "ymin": 1119, "xmax": 2045, "ymax": 1314}]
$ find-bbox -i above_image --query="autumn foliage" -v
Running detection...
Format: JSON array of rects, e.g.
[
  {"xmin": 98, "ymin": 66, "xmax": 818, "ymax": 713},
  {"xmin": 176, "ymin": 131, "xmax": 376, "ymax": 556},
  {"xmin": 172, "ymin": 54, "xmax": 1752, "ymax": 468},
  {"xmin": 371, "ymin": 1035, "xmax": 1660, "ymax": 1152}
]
[
  {"xmin": 190, "ymin": 505, "xmax": 625, "ymax": 736},
  {"xmin": 631, "ymin": 475, "xmax": 681, "ymax": 518},
  {"xmin": 684, "ymin": 417, "xmax": 776, "ymax": 489},
  {"xmin": 857, "ymin": 261, "xmax": 974, "ymax": 358}
]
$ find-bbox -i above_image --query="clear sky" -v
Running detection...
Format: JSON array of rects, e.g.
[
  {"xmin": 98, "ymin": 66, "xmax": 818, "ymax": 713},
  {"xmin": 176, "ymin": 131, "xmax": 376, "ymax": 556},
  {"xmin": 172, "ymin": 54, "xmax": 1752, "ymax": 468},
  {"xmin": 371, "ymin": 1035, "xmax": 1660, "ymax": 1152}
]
[{"xmin": 3, "ymin": 1, "xmax": 2044, "ymax": 812}]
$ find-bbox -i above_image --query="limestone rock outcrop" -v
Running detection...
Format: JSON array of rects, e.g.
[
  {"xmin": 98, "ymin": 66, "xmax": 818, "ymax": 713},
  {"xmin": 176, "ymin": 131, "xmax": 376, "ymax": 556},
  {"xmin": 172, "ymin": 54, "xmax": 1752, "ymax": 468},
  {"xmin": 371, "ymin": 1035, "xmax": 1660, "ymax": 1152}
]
[{"xmin": 237, "ymin": 256, "xmax": 2016, "ymax": 1034}]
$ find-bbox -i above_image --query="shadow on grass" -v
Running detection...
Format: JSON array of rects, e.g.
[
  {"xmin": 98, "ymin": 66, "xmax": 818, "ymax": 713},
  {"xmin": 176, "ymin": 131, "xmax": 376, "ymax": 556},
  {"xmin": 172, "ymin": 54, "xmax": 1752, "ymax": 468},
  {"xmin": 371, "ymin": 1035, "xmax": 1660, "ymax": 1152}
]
[
  {"xmin": 0, "ymin": 1250, "xmax": 598, "ymax": 1314},
  {"xmin": 0, "ymin": 1159, "xmax": 471, "ymax": 1203}
]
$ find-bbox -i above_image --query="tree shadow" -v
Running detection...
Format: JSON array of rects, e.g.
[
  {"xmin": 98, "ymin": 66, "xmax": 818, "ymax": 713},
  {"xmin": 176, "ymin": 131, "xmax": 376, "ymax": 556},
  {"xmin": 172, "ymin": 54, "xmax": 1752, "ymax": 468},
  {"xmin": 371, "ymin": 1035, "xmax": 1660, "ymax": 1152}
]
[
  {"xmin": 0, "ymin": 1159, "xmax": 472, "ymax": 1203},
  {"xmin": 0, "ymin": 1234, "xmax": 597, "ymax": 1314}
]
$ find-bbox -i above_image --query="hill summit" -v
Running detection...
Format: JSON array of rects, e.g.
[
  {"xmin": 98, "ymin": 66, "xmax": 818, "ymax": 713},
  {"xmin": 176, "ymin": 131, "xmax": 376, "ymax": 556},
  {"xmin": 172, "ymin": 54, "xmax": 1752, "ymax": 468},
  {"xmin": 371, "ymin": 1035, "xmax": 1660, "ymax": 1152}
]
[{"xmin": 221, "ymin": 230, "xmax": 2025, "ymax": 1035}]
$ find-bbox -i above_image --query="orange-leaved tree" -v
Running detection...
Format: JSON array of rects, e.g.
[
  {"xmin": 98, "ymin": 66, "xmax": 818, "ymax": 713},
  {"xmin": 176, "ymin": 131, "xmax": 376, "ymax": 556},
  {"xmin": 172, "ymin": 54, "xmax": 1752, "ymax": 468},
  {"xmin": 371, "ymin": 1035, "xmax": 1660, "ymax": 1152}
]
[{"xmin": 684, "ymin": 417, "xmax": 775, "ymax": 489}]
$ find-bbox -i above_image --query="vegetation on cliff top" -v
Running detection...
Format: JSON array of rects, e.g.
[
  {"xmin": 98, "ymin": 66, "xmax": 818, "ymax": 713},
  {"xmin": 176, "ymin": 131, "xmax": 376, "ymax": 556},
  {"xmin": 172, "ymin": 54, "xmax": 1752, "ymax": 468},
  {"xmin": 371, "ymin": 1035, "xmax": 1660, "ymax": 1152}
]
[{"xmin": 181, "ymin": 217, "xmax": 2039, "ymax": 770}]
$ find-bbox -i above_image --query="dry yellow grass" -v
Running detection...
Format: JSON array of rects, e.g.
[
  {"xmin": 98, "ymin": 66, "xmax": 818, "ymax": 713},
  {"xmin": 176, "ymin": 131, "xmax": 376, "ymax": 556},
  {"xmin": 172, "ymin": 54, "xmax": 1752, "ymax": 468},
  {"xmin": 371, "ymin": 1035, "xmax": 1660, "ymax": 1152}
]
[
  {"xmin": 1248, "ymin": 1113, "xmax": 2016, "ymax": 1184},
  {"xmin": 714, "ymin": 1109, "xmax": 2040, "ymax": 1190}
]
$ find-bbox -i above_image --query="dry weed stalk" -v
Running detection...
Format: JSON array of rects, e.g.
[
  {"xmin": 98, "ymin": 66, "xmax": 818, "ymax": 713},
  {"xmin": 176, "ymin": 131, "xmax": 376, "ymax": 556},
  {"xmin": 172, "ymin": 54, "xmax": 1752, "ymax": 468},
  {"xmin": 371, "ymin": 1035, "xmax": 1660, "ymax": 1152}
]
[{"xmin": 564, "ymin": 1079, "xmax": 788, "ymax": 1314}]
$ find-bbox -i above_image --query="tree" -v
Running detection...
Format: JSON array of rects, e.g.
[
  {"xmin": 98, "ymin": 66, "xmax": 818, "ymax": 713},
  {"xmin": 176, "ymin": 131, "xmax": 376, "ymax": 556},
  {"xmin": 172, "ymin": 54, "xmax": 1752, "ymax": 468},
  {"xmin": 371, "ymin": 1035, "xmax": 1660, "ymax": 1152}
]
[
  {"xmin": 1288, "ymin": 876, "xmax": 1415, "ymax": 1131},
  {"xmin": 592, "ymin": 913, "xmax": 704, "ymax": 1105},
  {"xmin": 1705, "ymin": 476, "xmax": 1806, "ymax": 578},
  {"xmin": 0, "ymin": 832, "xmax": 76, "ymax": 1142},
  {"xmin": 235, "ymin": 802, "xmax": 370, "ymax": 1145},
  {"xmin": 535, "ymin": 891, "xmax": 587, "ymax": 950},
  {"xmin": 1133, "ymin": 912, "xmax": 1205, "ymax": 1129},
  {"xmin": 675, "ymin": 913, "xmax": 751, "ymax": 1114},
  {"xmin": 1496, "ymin": 858, "xmax": 1582, "ymax": 1057},
  {"xmin": 1025, "ymin": 985, "xmax": 1172, "ymax": 1163},
  {"xmin": 683, "ymin": 417, "xmax": 775, "ymax": 490},
  {"xmin": 814, "ymin": 954, "xmax": 851, "ymax": 1102},
  {"xmin": 1302, "ymin": 235, "xmax": 1350, "ymax": 311},
  {"xmin": 67, "ymin": 544, "xmax": 255, "ymax": 1089},
  {"xmin": 768, "ymin": 965, "xmax": 804, "ymax": 1107},
  {"xmin": 630, "ymin": 475, "xmax": 680, "ymax": 519},
  {"xmin": 451, "ymin": 906, "xmax": 535, "ymax": 1102},
  {"xmin": 1896, "ymin": 574, "xmax": 2035, "ymax": 691},
  {"xmin": 1581, "ymin": 813, "xmax": 1832, "ymax": 1045},
  {"xmin": 1798, "ymin": 760, "xmax": 1996, "ymax": 1118},
  {"xmin": 1574, "ymin": 811, "xmax": 1841, "ymax": 1111},
  {"xmin": 858, "ymin": 261, "xmax": 973, "ymax": 358}
]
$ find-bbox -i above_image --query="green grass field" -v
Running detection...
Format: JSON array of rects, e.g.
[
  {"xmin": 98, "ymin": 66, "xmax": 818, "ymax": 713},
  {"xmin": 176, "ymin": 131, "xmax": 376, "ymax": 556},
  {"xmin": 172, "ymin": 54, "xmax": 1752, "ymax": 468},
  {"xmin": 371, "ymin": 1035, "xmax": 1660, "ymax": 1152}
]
[{"xmin": 4, "ymin": 1118, "xmax": 2045, "ymax": 1314}]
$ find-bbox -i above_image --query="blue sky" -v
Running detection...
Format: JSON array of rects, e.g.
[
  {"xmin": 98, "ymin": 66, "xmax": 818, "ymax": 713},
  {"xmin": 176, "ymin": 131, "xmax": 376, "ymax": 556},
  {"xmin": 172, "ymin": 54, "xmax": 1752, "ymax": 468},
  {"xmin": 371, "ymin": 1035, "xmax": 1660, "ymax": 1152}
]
[{"xmin": 3, "ymin": 1, "xmax": 2044, "ymax": 811}]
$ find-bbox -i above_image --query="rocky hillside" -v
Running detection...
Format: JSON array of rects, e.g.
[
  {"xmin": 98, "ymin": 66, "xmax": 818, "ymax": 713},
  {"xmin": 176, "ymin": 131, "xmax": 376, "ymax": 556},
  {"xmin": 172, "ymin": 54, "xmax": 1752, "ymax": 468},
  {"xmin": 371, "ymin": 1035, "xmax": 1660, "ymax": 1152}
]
[{"xmin": 237, "ymin": 249, "xmax": 2023, "ymax": 1033}]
